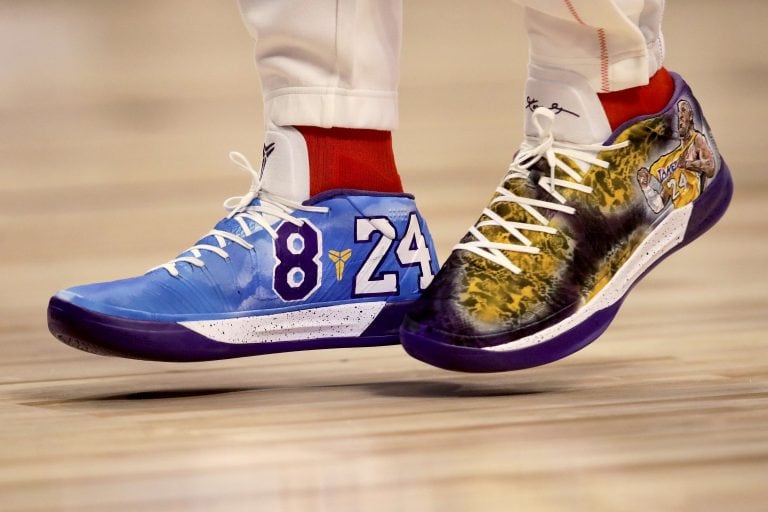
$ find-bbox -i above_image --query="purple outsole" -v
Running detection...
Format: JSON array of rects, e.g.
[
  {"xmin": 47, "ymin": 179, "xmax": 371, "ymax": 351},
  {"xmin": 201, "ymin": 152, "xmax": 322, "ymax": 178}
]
[
  {"xmin": 47, "ymin": 299, "xmax": 412, "ymax": 362},
  {"xmin": 400, "ymin": 161, "xmax": 734, "ymax": 373}
]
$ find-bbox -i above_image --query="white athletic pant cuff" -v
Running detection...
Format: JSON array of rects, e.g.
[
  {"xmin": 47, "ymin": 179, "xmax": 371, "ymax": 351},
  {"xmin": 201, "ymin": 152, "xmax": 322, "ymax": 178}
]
[
  {"xmin": 530, "ymin": 48, "xmax": 660, "ymax": 93},
  {"xmin": 523, "ymin": 0, "xmax": 665, "ymax": 92},
  {"xmin": 264, "ymin": 87, "xmax": 399, "ymax": 130}
]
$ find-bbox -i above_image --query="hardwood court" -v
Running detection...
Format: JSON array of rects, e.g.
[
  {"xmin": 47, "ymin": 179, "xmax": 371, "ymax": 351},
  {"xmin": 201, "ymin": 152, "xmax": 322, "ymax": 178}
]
[{"xmin": 1, "ymin": 1, "xmax": 767, "ymax": 510}]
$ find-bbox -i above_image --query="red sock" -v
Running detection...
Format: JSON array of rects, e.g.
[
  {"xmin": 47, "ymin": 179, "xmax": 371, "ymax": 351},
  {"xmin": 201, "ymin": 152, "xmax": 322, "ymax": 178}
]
[
  {"xmin": 295, "ymin": 126, "xmax": 403, "ymax": 196},
  {"xmin": 598, "ymin": 67, "xmax": 675, "ymax": 131}
]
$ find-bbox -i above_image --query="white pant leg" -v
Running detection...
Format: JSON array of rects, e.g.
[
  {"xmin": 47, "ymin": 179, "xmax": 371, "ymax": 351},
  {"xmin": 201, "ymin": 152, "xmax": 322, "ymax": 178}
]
[
  {"xmin": 517, "ymin": 0, "xmax": 665, "ymax": 92},
  {"xmin": 238, "ymin": 0, "xmax": 401, "ymax": 130}
]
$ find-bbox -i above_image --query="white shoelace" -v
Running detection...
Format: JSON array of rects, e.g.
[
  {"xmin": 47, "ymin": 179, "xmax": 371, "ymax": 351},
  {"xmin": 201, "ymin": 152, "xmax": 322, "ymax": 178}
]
[
  {"xmin": 150, "ymin": 151, "xmax": 329, "ymax": 277},
  {"xmin": 454, "ymin": 107, "xmax": 629, "ymax": 274}
]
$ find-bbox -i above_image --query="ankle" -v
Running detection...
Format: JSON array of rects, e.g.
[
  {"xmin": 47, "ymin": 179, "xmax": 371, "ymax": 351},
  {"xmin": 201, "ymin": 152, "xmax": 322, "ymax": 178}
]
[
  {"xmin": 295, "ymin": 126, "xmax": 403, "ymax": 196},
  {"xmin": 598, "ymin": 68, "xmax": 675, "ymax": 131}
]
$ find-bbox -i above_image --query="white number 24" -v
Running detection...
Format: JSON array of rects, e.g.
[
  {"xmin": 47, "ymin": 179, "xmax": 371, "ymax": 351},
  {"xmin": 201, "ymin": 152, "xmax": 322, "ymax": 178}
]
[{"xmin": 354, "ymin": 214, "xmax": 434, "ymax": 296}]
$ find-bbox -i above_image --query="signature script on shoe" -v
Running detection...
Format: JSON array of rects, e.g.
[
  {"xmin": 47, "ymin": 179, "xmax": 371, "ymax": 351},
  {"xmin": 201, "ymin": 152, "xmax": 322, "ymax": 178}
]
[{"xmin": 525, "ymin": 96, "xmax": 580, "ymax": 117}]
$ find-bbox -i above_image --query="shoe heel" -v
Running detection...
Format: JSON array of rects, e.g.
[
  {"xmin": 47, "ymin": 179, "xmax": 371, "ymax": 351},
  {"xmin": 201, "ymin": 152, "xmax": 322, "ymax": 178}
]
[
  {"xmin": 360, "ymin": 300, "xmax": 415, "ymax": 340},
  {"xmin": 684, "ymin": 158, "xmax": 733, "ymax": 243}
]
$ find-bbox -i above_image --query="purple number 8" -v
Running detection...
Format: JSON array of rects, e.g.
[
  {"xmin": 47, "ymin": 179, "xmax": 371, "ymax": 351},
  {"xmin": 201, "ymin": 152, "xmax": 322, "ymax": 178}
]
[{"xmin": 273, "ymin": 222, "xmax": 321, "ymax": 301}]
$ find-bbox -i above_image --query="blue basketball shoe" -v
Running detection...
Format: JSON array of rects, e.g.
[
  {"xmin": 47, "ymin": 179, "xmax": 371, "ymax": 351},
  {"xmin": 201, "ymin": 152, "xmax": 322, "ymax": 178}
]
[
  {"xmin": 400, "ymin": 69, "xmax": 732, "ymax": 372},
  {"xmin": 48, "ymin": 130, "xmax": 438, "ymax": 362}
]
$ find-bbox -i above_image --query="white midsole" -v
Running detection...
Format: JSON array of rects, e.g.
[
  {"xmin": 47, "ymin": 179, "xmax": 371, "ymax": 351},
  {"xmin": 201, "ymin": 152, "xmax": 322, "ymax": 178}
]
[
  {"xmin": 180, "ymin": 301, "xmax": 387, "ymax": 344},
  {"xmin": 484, "ymin": 204, "xmax": 693, "ymax": 352}
]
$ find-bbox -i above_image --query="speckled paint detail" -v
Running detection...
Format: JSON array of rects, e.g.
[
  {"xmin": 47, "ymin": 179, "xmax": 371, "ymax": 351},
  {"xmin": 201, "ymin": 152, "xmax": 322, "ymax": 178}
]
[
  {"xmin": 402, "ymin": 74, "xmax": 725, "ymax": 356},
  {"xmin": 180, "ymin": 301, "xmax": 386, "ymax": 344}
]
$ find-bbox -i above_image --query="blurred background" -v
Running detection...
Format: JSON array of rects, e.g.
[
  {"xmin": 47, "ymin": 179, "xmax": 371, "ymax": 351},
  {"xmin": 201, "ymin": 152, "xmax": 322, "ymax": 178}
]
[
  {"xmin": 1, "ymin": 1, "xmax": 767, "ymax": 510},
  {"xmin": 1, "ymin": 0, "xmax": 765, "ymax": 304}
]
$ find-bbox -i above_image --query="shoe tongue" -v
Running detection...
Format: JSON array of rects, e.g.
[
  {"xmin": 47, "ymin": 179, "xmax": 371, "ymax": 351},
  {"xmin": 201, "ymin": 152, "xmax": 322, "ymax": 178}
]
[
  {"xmin": 523, "ymin": 65, "xmax": 612, "ymax": 145},
  {"xmin": 258, "ymin": 123, "xmax": 310, "ymax": 203}
]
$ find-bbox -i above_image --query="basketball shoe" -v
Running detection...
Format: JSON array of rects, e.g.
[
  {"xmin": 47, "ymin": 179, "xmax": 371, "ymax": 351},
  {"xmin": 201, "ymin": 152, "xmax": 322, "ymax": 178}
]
[
  {"xmin": 400, "ymin": 67, "xmax": 732, "ymax": 372},
  {"xmin": 48, "ymin": 127, "xmax": 439, "ymax": 362}
]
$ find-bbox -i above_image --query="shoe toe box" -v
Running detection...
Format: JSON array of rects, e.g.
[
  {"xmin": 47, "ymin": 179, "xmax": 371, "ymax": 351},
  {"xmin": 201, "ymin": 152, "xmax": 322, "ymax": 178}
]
[
  {"xmin": 53, "ymin": 271, "xmax": 222, "ymax": 320},
  {"xmin": 403, "ymin": 252, "xmax": 578, "ymax": 349}
]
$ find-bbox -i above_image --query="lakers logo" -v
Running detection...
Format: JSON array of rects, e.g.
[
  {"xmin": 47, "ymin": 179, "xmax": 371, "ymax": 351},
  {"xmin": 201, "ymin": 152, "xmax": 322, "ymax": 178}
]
[{"xmin": 328, "ymin": 249, "xmax": 352, "ymax": 281}]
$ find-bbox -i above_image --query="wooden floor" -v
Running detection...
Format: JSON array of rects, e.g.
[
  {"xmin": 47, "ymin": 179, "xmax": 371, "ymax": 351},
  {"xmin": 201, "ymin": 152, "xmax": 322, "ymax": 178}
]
[{"xmin": 2, "ymin": 1, "xmax": 768, "ymax": 510}]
